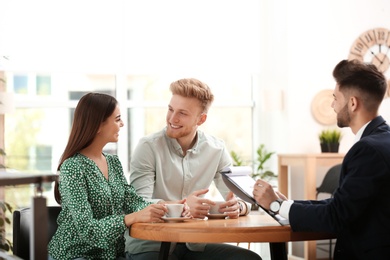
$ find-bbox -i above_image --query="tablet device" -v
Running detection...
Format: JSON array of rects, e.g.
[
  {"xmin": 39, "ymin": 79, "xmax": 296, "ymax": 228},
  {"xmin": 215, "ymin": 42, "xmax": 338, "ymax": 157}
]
[{"xmin": 220, "ymin": 166, "xmax": 289, "ymax": 226}]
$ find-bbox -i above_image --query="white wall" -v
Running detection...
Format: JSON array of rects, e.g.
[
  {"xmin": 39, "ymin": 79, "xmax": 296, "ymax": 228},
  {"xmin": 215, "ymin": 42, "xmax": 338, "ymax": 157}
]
[
  {"xmin": 2, "ymin": 0, "xmax": 390, "ymax": 157},
  {"xmin": 259, "ymin": 2, "xmax": 390, "ymax": 257},
  {"xmin": 257, "ymin": 0, "xmax": 390, "ymax": 156}
]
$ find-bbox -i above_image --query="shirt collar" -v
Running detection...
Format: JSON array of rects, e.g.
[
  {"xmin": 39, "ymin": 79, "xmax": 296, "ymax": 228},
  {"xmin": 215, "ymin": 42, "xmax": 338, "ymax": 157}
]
[
  {"xmin": 187, "ymin": 132, "xmax": 199, "ymax": 154},
  {"xmin": 354, "ymin": 121, "xmax": 370, "ymax": 143},
  {"xmin": 164, "ymin": 128, "xmax": 200, "ymax": 155}
]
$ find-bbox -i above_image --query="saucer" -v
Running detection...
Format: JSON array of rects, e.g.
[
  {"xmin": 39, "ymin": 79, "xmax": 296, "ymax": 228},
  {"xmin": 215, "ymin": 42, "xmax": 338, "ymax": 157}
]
[
  {"xmin": 161, "ymin": 216, "xmax": 191, "ymax": 223},
  {"xmin": 207, "ymin": 214, "xmax": 227, "ymax": 219}
]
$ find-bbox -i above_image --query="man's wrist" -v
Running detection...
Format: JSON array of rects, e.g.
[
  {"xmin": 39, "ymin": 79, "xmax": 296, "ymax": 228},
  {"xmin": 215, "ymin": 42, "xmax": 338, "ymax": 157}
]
[{"xmin": 279, "ymin": 199, "xmax": 293, "ymax": 219}]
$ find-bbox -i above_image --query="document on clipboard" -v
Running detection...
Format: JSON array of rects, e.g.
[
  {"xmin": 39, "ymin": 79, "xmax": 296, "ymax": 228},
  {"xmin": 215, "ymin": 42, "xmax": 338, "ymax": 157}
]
[{"xmin": 220, "ymin": 166, "xmax": 289, "ymax": 226}]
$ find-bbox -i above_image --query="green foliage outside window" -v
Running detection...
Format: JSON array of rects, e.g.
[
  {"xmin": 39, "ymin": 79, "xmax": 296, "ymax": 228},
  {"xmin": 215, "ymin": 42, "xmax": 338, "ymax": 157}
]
[
  {"xmin": 0, "ymin": 149, "xmax": 5, "ymax": 169},
  {"xmin": 0, "ymin": 149, "xmax": 13, "ymax": 252},
  {"xmin": 0, "ymin": 201, "xmax": 13, "ymax": 252}
]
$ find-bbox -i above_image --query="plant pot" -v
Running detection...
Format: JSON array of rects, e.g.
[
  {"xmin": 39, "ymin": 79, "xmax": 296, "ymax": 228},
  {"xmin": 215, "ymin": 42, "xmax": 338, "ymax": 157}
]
[{"xmin": 320, "ymin": 143, "xmax": 339, "ymax": 153}]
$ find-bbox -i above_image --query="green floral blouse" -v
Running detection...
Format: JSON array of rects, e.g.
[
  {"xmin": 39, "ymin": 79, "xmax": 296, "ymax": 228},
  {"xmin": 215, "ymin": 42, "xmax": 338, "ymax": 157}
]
[{"xmin": 48, "ymin": 153, "xmax": 150, "ymax": 260}]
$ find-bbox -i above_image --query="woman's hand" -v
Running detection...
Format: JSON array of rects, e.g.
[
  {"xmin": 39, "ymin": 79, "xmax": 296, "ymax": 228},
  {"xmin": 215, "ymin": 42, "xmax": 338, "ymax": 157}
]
[
  {"xmin": 124, "ymin": 203, "xmax": 167, "ymax": 227},
  {"xmin": 162, "ymin": 198, "xmax": 192, "ymax": 218},
  {"xmin": 182, "ymin": 202, "xmax": 192, "ymax": 218}
]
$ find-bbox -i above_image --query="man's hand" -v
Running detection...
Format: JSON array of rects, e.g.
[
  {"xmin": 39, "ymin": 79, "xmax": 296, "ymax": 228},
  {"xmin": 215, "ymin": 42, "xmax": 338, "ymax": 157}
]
[
  {"xmin": 217, "ymin": 191, "xmax": 240, "ymax": 219},
  {"xmin": 253, "ymin": 180, "xmax": 285, "ymax": 210},
  {"xmin": 186, "ymin": 189, "xmax": 215, "ymax": 219}
]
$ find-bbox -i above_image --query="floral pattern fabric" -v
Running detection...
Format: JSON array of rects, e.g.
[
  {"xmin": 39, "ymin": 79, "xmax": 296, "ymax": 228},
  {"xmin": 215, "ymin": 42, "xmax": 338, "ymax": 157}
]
[{"xmin": 48, "ymin": 153, "xmax": 150, "ymax": 260}]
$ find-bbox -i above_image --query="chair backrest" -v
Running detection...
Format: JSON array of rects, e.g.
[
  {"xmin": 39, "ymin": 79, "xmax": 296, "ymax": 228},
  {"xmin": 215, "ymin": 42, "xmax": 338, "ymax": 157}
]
[
  {"xmin": 12, "ymin": 206, "xmax": 61, "ymax": 259},
  {"xmin": 316, "ymin": 164, "xmax": 342, "ymax": 197}
]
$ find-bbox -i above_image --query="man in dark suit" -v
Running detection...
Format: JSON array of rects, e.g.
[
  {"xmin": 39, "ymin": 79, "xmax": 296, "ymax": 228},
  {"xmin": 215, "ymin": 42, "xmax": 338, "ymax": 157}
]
[{"xmin": 253, "ymin": 59, "xmax": 390, "ymax": 260}]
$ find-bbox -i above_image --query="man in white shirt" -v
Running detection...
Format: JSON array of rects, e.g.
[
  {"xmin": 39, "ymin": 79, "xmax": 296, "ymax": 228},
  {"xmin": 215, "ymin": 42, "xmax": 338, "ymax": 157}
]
[{"xmin": 125, "ymin": 78, "xmax": 260, "ymax": 260}]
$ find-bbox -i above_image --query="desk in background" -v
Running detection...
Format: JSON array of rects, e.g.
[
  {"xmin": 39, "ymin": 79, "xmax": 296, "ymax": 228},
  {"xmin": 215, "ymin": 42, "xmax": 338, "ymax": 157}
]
[
  {"xmin": 277, "ymin": 153, "xmax": 344, "ymax": 260},
  {"xmin": 130, "ymin": 212, "xmax": 336, "ymax": 260}
]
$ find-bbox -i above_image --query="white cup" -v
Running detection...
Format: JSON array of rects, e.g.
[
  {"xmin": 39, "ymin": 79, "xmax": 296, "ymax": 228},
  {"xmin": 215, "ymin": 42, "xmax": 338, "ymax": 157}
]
[
  {"xmin": 165, "ymin": 204, "xmax": 184, "ymax": 218},
  {"xmin": 209, "ymin": 201, "xmax": 226, "ymax": 214}
]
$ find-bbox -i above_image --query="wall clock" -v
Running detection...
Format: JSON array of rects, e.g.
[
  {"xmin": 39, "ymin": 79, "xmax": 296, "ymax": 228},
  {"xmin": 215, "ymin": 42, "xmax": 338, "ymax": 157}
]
[
  {"xmin": 348, "ymin": 27, "xmax": 390, "ymax": 97},
  {"xmin": 348, "ymin": 27, "xmax": 390, "ymax": 73}
]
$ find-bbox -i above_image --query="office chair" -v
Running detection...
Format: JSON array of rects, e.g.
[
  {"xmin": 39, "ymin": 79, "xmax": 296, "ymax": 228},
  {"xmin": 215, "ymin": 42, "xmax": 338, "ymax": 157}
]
[
  {"xmin": 316, "ymin": 164, "xmax": 342, "ymax": 260},
  {"xmin": 12, "ymin": 206, "xmax": 61, "ymax": 259}
]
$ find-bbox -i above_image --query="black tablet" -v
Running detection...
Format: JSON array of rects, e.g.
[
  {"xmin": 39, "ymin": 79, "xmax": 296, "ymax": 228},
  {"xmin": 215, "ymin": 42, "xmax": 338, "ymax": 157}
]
[{"xmin": 220, "ymin": 167, "xmax": 289, "ymax": 226}]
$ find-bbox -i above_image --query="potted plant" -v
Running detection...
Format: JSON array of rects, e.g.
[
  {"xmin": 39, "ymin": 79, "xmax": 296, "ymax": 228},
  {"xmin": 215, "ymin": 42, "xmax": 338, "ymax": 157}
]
[
  {"xmin": 319, "ymin": 129, "xmax": 342, "ymax": 153},
  {"xmin": 231, "ymin": 144, "xmax": 277, "ymax": 181},
  {"xmin": 251, "ymin": 144, "xmax": 277, "ymax": 181},
  {"xmin": 230, "ymin": 144, "xmax": 277, "ymax": 210}
]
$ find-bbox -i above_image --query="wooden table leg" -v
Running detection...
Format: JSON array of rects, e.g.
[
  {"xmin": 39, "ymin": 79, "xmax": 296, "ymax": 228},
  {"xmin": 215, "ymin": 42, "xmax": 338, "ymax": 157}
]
[
  {"xmin": 159, "ymin": 242, "xmax": 171, "ymax": 260},
  {"xmin": 269, "ymin": 242, "xmax": 287, "ymax": 260}
]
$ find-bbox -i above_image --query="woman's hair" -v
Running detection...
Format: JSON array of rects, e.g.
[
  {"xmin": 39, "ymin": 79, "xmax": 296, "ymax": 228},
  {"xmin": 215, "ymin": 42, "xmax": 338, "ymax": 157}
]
[
  {"xmin": 333, "ymin": 59, "xmax": 387, "ymax": 112},
  {"xmin": 169, "ymin": 78, "xmax": 214, "ymax": 113},
  {"xmin": 54, "ymin": 92, "xmax": 118, "ymax": 204}
]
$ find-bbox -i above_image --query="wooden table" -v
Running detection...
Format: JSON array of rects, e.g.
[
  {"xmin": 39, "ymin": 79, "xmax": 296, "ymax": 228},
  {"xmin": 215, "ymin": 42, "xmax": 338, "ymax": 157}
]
[
  {"xmin": 0, "ymin": 171, "xmax": 58, "ymax": 260},
  {"xmin": 277, "ymin": 153, "xmax": 344, "ymax": 260},
  {"xmin": 130, "ymin": 212, "xmax": 336, "ymax": 260}
]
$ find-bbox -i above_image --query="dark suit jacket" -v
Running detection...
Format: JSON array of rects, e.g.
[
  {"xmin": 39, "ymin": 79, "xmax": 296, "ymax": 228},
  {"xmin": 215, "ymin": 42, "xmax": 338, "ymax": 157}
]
[{"xmin": 289, "ymin": 116, "xmax": 390, "ymax": 260}]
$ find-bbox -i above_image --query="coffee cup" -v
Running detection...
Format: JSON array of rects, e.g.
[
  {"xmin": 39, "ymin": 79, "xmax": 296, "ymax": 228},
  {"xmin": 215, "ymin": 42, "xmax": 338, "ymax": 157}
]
[
  {"xmin": 165, "ymin": 204, "xmax": 184, "ymax": 218},
  {"xmin": 209, "ymin": 201, "xmax": 226, "ymax": 215}
]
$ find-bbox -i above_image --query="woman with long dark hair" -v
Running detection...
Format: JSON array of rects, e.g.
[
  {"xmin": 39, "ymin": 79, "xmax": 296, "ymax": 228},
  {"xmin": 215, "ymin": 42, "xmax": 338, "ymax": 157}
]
[{"xmin": 48, "ymin": 93, "xmax": 186, "ymax": 259}]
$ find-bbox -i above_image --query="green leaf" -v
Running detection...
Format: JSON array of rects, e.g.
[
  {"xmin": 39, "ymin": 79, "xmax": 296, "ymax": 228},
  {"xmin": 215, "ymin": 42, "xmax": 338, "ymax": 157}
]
[
  {"xmin": 5, "ymin": 202, "xmax": 13, "ymax": 213},
  {"xmin": 231, "ymin": 144, "xmax": 277, "ymax": 181},
  {"xmin": 230, "ymin": 150, "xmax": 243, "ymax": 166},
  {"xmin": 2, "ymin": 243, "xmax": 9, "ymax": 251},
  {"xmin": 319, "ymin": 129, "xmax": 342, "ymax": 143}
]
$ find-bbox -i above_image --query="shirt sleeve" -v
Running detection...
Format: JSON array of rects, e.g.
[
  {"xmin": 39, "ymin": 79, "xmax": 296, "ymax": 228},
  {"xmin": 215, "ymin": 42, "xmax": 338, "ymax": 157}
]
[
  {"xmin": 213, "ymin": 145, "xmax": 233, "ymax": 199},
  {"xmin": 279, "ymin": 199, "xmax": 294, "ymax": 219},
  {"xmin": 129, "ymin": 139, "xmax": 161, "ymax": 203}
]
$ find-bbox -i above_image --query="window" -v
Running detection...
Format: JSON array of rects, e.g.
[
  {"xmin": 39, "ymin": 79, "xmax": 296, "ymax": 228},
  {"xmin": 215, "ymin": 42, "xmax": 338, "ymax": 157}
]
[
  {"xmin": 5, "ymin": 73, "xmax": 255, "ymax": 203},
  {"xmin": 13, "ymin": 75, "xmax": 28, "ymax": 94},
  {"xmin": 36, "ymin": 75, "xmax": 51, "ymax": 95},
  {"xmin": 1, "ymin": 1, "xmax": 262, "ymax": 253},
  {"xmin": 35, "ymin": 145, "xmax": 52, "ymax": 171}
]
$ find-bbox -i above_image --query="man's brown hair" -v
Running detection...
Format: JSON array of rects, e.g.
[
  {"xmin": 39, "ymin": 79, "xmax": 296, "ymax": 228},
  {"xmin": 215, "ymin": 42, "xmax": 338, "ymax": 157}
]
[{"xmin": 169, "ymin": 78, "xmax": 214, "ymax": 113}]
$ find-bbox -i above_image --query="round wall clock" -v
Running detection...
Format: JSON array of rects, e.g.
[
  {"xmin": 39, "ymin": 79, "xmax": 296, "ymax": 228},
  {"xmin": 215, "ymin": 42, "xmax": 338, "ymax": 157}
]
[
  {"xmin": 348, "ymin": 27, "xmax": 390, "ymax": 96},
  {"xmin": 348, "ymin": 27, "xmax": 390, "ymax": 73}
]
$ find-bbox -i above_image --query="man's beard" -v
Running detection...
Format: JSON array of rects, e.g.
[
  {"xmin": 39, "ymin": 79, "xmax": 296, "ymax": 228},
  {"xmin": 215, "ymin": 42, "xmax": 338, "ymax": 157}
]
[
  {"xmin": 166, "ymin": 125, "xmax": 189, "ymax": 139},
  {"xmin": 336, "ymin": 103, "xmax": 350, "ymax": 128}
]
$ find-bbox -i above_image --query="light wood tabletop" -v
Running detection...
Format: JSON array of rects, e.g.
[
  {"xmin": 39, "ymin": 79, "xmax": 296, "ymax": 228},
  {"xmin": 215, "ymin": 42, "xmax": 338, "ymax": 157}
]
[{"xmin": 130, "ymin": 212, "xmax": 336, "ymax": 260}]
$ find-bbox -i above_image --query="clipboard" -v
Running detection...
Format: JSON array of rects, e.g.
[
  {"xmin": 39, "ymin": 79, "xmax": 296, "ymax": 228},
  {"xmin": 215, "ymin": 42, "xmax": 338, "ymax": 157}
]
[{"xmin": 220, "ymin": 166, "xmax": 289, "ymax": 226}]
